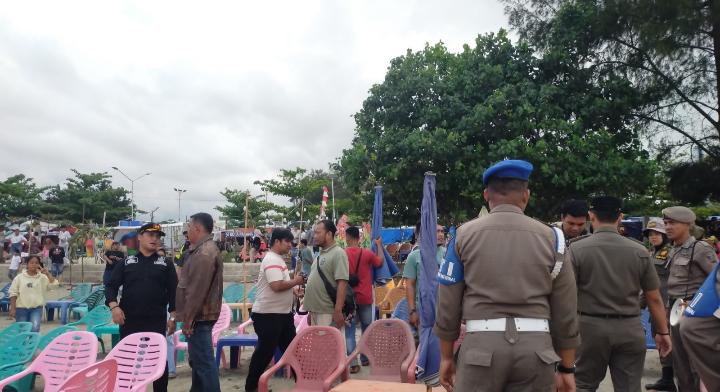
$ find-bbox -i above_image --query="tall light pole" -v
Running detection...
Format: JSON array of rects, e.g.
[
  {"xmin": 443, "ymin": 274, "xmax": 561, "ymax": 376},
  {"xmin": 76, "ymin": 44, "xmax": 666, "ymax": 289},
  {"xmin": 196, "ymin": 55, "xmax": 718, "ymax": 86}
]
[
  {"xmin": 112, "ymin": 167, "xmax": 151, "ymax": 220},
  {"xmin": 174, "ymin": 188, "xmax": 187, "ymax": 222}
]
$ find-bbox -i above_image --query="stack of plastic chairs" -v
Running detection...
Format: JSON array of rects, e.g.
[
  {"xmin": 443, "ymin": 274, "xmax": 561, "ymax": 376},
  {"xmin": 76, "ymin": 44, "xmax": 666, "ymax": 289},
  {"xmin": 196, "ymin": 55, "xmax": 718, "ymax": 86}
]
[
  {"xmin": 0, "ymin": 283, "xmax": 12, "ymax": 312},
  {"xmin": 106, "ymin": 332, "xmax": 167, "ymax": 391},
  {"xmin": 67, "ymin": 305, "xmax": 112, "ymax": 352},
  {"xmin": 70, "ymin": 286, "xmax": 106, "ymax": 319}
]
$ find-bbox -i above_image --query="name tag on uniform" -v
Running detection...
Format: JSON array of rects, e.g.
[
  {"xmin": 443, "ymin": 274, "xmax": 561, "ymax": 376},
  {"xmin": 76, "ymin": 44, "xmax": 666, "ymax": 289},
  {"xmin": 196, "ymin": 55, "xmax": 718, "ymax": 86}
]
[{"xmin": 125, "ymin": 256, "xmax": 138, "ymax": 265}]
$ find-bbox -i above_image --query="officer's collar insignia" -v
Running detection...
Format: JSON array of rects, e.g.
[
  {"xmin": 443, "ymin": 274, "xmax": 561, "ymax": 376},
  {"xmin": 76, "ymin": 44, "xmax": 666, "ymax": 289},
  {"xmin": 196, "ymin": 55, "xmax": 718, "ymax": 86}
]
[{"xmin": 125, "ymin": 256, "xmax": 138, "ymax": 265}]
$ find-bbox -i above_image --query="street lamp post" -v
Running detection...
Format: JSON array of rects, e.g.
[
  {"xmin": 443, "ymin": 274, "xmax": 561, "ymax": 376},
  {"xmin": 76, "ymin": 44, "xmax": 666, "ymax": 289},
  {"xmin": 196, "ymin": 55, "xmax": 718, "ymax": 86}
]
[
  {"xmin": 174, "ymin": 188, "xmax": 187, "ymax": 222},
  {"xmin": 112, "ymin": 167, "xmax": 151, "ymax": 220}
]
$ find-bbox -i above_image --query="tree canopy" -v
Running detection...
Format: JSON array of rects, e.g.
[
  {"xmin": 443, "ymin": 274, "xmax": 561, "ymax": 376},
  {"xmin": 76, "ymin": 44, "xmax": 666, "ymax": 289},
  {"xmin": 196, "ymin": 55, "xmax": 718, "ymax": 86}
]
[
  {"xmin": 0, "ymin": 175, "xmax": 48, "ymax": 220},
  {"xmin": 43, "ymin": 170, "xmax": 131, "ymax": 224},
  {"xmin": 337, "ymin": 31, "xmax": 657, "ymax": 224}
]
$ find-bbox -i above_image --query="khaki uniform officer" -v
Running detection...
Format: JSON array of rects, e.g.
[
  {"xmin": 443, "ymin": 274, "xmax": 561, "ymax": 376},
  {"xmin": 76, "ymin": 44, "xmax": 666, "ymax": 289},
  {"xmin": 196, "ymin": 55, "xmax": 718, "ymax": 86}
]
[
  {"xmin": 435, "ymin": 159, "xmax": 580, "ymax": 392},
  {"xmin": 679, "ymin": 265, "xmax": 720, "ymax": 391},
  {"xmin": 570, "ymin": 197, "xmax": 671, "ymax": 392},
  {"xmin": 643, "ymin": 218, "xmax": 676, "ymax": 392},
  {"xmin": 663, "ymin": 206, "xmax": 717, "ymax": 392}
]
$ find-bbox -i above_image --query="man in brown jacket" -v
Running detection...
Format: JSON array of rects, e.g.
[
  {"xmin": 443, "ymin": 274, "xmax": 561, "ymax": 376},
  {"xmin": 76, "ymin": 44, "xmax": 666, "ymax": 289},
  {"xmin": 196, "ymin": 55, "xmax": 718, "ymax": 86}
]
[
  {"xmin": 175, "ymin": 212, "xmax": 223, "ymax": 392},
  {"xmin": 435, "ymin": 159, "xmax": 580, "ymax": 392}
]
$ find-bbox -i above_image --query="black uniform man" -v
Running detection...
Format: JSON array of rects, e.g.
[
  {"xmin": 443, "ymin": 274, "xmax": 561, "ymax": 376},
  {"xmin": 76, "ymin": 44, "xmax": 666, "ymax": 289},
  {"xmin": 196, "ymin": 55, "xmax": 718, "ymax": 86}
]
[{"xmin": 106, "ymin": 223, "xmax": 179, "ymax": 392}]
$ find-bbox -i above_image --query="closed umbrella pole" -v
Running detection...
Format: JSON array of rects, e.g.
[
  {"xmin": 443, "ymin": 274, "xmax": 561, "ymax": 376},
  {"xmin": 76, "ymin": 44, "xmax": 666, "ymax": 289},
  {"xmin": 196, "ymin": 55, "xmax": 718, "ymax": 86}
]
[
  {"xmin": 416, "ymin": 172, "xmax": 441, "ymax": 385},
  {"xmin": 370, "ymin": 185, "xmax": 400, "ymax": 321}
]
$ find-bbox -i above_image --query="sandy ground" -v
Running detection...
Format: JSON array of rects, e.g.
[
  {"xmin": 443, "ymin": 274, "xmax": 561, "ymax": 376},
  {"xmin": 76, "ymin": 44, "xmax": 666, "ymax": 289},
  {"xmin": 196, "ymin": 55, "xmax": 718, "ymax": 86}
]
[{"xmin": 0, "ymin": 285, "xmax": 664, "ymax": 392}]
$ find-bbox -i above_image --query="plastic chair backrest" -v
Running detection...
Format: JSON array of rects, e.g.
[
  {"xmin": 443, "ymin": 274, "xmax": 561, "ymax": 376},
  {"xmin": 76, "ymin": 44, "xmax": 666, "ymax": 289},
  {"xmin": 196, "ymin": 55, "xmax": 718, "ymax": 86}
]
[
  {"xmin": 382, "ymin": 287, "xmax": 406, "ymax": 310},
  {"xmin": 83, "ymin": 287, "xmax": 106, "ymax": 311},
  {"xmin": 222, "ymin": 283, "xmax": 245, "ymax": 303},
  {"xmin": 374, "ymin": 286, "xmax": 389, "ymax": 305},
  {"xmin": 356, "ymin": 319, "xmax": 415, "ymax": 382},
  {"xmin": 0, "ymin": 322, "xmax": 33, "ymax": 346},
  {"xmin": 70, "ymin": 305, "xmax": 112, "ymax": 330},
  {"xmin": 212, "ymin": 304, "xmax": 232, "ymax": 344},
  {"xmin": 0, "ymin": 283, "xmax": 11, "ymax": 298},
  {"xmin": 0, "ymin": 332, "xmax": 39, "ymax": 367},
  {"xmin": 68, "ymin": 284, "xmax": 93, "ymax": 301},
  {"xmin": 106, "ymin": 332, "xmax": 167, "ymax": 391},
  {"xmin": 30, "ymin": 331, "xmax": 99, "ymax": 391},
  {"xmin": 56, "ymin": 358, "xmax": 117, "ymax": 392},
  {"xmin": 38, "ymin": 326, "xmax": 79, "ymax": 353},
  {"xmin": 284, "ymin": 326, "xmax": 346, "ymax": 390}
]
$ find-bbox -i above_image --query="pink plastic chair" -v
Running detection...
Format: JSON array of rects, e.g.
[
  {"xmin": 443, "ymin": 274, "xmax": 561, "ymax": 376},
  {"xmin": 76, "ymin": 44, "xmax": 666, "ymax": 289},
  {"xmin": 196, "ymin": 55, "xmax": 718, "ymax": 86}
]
[
  {"xmin": 173, "ymin": 303, "xmax": 232, "ymax": 368},
  {"xmin": 57, "ymin": 358, "xmax": 117, "ymax": 392},
  {"xmin": 294, "ymin": 314, "xmax": 309, "ymax": 333},
  {"xmin": 345, "ymin": 319, "xmax": 415, "ymax": 383},
  {"xmin": 258, "ymin": 326, "xmax": 348, "ymax": 392},
  {"xmin": 0, "ymin": 330, "xmax": 99, "ymax": 392},
  {"xmin": 106, "ymin": 332, "xmax": 167, "ymax": 392}
]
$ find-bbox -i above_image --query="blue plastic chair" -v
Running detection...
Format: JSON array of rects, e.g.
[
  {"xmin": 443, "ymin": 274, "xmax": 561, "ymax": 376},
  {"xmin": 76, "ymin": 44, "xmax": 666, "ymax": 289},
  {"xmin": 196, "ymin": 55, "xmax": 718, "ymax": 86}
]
[
  {"xmin": 0, "ymin": 283, "xmax": 12, "ymax": 312},
  {"xmin": 0, "ymin": 332, "xmax": 40, "ymax": 380}
]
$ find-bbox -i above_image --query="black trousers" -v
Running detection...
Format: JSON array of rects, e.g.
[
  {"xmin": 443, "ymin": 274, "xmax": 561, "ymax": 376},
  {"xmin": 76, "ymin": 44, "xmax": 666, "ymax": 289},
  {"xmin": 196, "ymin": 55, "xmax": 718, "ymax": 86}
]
[
  {"xmin": 245, "ymin": 312, "xmax": 296, "ymax": 392},
  {"xmin": 120, "ymin": 317, "xmax": 169, "ymax": 392}
]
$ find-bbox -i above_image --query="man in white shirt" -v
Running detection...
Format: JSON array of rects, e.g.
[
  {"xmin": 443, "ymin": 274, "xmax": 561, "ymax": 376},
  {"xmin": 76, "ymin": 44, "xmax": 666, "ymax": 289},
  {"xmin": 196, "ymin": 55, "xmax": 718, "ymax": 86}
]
[
  {"xmin": 58, "ymin": 227, "xmax": 72, "ymax": 259},
  {"xmin": 245, "ymin": 228, "xmax": 304, "ymax": 392},
  {"xmin": 9, "ymin": 229, "xmax": 27, "ymax": 255}
]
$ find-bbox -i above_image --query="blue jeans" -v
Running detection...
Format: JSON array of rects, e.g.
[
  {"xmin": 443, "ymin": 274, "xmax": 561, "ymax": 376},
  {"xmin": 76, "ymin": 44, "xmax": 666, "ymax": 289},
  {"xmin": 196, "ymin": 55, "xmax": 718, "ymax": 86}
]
[
  {"xmin": 16, "ymin": 306, "xmax": 43, "ymax": 332},
  {"xmin": 167, "ymin": 335, "xmax": 176, "ymax": 374},
  {"xmin": 345, "ymin": 304, "xmax": 373, "ymax": 366},
  {"xmin": 187, "ymin": 321, "xmax": 221, "ymax": 392},
  {"xmin": 51, "ymin": 263, "xmax": 64, "ymax": 278}
]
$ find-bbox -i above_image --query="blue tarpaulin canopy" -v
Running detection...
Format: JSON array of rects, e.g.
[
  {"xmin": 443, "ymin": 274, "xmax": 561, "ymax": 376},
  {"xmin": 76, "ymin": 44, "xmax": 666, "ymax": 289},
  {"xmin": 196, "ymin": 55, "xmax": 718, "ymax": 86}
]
[
  {"xmin": 379, "ymin": 227, "xmax": 415, "ymax": 244},
  {"xmin": 416, "ymin": 173, "xmax": 440, "ymax": 385}
]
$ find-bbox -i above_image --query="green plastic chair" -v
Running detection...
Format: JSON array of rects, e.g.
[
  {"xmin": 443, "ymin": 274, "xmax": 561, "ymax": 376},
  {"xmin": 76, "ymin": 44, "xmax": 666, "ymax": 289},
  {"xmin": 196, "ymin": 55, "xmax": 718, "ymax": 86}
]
[
  {"xmin": 37, "ymin": 325, "xmax": 79, "ymax": 353},
  {"xmin": 68, "ymin": 305, "xmax": 112, "ymax": 352},
  {"xmin": 70, "ymin": 287, "xmax": 106, "ymax": 319},
  {"xmin": 223, "ymin": 284, "xmax": 257, "ymax": 321},
  {"xmin": 0, "ymin": 332, "xmax": 40, "ymax": 380},
  {"xmin": 0, "ymin": 323, "xmax": 33, "ymax": 347},
  {"xmin": 60, "ymin": 283, "xmax": 93, "ymax": 301}
]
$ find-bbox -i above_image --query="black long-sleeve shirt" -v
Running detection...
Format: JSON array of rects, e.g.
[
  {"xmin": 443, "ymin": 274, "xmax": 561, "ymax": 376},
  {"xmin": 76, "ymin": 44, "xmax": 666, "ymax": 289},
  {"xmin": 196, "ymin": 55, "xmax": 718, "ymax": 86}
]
[{"xmin": 105, "ymin": 251, "xmax": 178, "ymax": 321}]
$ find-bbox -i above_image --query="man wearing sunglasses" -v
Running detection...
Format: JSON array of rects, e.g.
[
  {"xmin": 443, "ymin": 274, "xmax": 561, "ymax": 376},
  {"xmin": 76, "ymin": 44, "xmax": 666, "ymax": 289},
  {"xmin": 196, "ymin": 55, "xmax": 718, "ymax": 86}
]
[{"xmin": 106, "ymin": 222, "xmax": 179, "ymax": 392}]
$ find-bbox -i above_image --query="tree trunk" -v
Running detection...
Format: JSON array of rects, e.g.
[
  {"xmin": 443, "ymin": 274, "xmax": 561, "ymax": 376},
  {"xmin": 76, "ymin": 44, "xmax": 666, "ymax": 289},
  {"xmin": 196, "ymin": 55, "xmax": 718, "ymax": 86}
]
[{"xmin": 711, "ymin": 0, "xmax": 720, "ymax": 143}]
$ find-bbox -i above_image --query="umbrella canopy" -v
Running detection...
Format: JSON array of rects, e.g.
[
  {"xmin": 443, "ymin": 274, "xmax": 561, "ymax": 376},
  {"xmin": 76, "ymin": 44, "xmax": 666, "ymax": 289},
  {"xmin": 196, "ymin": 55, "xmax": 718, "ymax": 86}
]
[
  {"xmin": 370, "ymin": 186, "xmax": 400, "ymax": 285},
  {"xmin": 416, "ymin": 172, "xmax": 440, "ymax": 385}
]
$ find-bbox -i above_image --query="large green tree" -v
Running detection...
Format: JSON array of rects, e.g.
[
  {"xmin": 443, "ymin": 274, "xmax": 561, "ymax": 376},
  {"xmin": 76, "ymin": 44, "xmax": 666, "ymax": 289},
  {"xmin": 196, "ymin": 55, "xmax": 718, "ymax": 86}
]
[
  {"xmin": 44, "ymin": 170, "xmax": 131, "ymax": 223},
  {"xmin": 215, "ymin": 189, "xmax": 284, "ymax": 227},
  {"xmin": 338, "ymin": 31, "xmax": 657, "ymax": 224},
  {"xmin": 503, "ymin": 0, "xmax": 720, "ymax": 163},
  {"xmin": 0, "ymin": 175, "xmax": 48, "ymax": 219}
]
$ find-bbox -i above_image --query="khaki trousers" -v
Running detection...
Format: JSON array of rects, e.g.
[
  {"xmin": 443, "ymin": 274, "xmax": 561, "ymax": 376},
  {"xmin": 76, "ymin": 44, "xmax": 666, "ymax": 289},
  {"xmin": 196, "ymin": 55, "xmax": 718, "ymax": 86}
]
[
  {"xmin": 680, "ymin": 316, "xmax": 720, "ymax": 392},
  {"xmin": 454, "ymin": 322, "xmax": 558, "ymax": 392},
  {"xmin": 672, "ymin": 319, "xmax": 701, "ymax": 392},
  {"xmin": 575, "ymin": 316, "xmax": 646, "ymax": 392}
]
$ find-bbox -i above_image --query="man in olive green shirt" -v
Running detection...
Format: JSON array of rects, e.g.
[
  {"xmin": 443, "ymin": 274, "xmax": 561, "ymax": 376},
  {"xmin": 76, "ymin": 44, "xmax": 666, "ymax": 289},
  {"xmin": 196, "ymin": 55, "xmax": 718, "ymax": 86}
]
[
  {"xmin": 403, "ymin": 221, "xmax": 445, "ymax": 327},
  {"xmin": 303, "ymin": 220, "xmax": 349, "ymax": 331}
]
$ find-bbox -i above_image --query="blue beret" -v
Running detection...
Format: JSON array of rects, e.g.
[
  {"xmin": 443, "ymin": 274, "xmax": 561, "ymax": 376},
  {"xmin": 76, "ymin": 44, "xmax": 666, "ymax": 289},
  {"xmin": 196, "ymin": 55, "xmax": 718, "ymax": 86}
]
[{"xmin": 482, "ymin": 159, "xmax": 534, "ymax": 185}]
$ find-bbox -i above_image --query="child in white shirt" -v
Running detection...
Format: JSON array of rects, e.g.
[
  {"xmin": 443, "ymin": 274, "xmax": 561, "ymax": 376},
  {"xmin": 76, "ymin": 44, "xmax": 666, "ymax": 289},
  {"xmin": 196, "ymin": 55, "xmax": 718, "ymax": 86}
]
[{"xmin": 8, "ymin": 252, "xmax": 21, "ymax": 281}]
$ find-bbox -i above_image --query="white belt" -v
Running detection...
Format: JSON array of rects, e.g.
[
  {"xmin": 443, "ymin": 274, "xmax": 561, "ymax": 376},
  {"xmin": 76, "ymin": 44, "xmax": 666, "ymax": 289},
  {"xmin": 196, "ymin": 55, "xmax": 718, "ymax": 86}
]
[{"xmin": 466, "ymin": 318, "xmax": 550, "ymax": 333}]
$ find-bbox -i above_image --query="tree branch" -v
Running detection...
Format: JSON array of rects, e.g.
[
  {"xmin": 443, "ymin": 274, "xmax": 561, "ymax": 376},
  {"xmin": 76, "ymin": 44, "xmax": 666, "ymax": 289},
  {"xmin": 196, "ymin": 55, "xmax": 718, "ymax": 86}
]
[{"xmin": 633, "ymin": 113, "xmax": 718, "ymax": 158}]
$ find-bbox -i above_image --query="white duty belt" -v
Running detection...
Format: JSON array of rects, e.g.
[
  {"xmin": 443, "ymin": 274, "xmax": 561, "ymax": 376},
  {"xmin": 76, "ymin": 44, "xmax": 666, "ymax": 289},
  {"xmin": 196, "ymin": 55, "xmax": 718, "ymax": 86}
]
[{"xmin": 466, "ymin": 318, "xmax": 550, "ymax": 333}]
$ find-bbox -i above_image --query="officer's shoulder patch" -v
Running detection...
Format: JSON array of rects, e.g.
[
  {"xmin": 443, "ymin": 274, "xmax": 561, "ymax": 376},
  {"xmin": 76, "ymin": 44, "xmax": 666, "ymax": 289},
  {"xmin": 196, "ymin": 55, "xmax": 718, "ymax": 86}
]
[
  {"xmin": 124, "ymin": 255, "xmax": 138, "ymax": 265},
  {"xmin": 154, "ymin": 256, "xmax": 167, "ymax": 266}
]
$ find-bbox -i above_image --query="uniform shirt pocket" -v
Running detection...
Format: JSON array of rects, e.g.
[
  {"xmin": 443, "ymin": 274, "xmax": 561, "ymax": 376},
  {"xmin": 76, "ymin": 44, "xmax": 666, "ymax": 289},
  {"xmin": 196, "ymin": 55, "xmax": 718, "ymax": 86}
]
[
  {"xmin": 535, "ymin": 349, "xmax": 561, "ymax": 365},
  {"xmin": 671, "ymin": 256, "xmax": 691, "ymax": 278},
  {"xmin": 463, "ymin": 350, "xmax": 493, "ymax": 367}
]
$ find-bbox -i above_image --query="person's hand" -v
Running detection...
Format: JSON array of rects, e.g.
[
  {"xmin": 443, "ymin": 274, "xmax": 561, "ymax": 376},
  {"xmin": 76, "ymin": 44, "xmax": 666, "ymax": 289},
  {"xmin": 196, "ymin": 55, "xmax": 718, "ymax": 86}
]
[
  {"xmin": 182, "ymin": 320, "xmax": 194, "ymax": 337},
  {"xmin": 40, "ymin": 267, "xmax": 50, "ymax": 276},
  {"xmin": 167, "ymin": 319, "xmax": 177, "ymax": 336},
  {"xmin": 439, "ymin": 357, "xmax": 455, "ymax": 392},
  {"xmin": 111, "ymin": 306, "xmax": 125, "ymax": 326},
  {"xmin": 409, "ymin": 311, "xmax": 419, "ymax": 328},
  {"xmin": 655, "ymin": 334, "xmax": 672, "ymax": 358},
  {"xmin": 293, "ymin": 274, "xmax": 305, "ymax": 286},
  {"xmin": 8, "ymin": 307, "xmax": 15, "ymax": 320},
  {"xmin": 332, "ymin": 310, "xmax": 347, "ymax": 329},
  {"xmin": 555, "ymin": 372, "xmax": 576, "ymax": 392}
]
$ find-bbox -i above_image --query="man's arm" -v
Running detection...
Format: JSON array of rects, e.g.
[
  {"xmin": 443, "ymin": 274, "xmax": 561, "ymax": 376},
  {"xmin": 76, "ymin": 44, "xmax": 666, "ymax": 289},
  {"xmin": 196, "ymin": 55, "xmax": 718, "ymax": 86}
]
[
  {"xmin": 549, "ymin": 250, "xmax": 580, "ymax": 360},
  {"xmin": 104, "ymin": 259, "xmax": 125, "ymax": 306},
  {"xmin": 438, "ymin": 338, "xmax": 456, "ymax": 392},
  {"xmin": 646, "ymin": 289, "xmax": 672, "ymax": 357},
  {"xmin": 166, "ymin": 260, "xmax": 178, "ymax": 313},
  {"xmin": 695, "ymin": 242, "xmax": 718, "ymax": 274}
]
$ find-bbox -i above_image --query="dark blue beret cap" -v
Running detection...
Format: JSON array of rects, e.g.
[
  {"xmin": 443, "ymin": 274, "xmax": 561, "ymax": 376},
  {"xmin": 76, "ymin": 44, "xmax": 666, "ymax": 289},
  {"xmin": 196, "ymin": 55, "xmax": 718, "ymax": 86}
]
[{"xmin": 482, "ymin": 159, "xmax": 534, "ymax": 185}]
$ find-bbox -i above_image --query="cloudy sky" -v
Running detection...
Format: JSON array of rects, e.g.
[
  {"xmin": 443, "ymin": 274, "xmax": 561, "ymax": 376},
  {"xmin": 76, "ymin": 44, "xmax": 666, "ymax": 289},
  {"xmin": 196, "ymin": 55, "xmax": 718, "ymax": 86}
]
[{"xmin": 0, "ymin": 0, "xmax": 508, "ymax": 222}]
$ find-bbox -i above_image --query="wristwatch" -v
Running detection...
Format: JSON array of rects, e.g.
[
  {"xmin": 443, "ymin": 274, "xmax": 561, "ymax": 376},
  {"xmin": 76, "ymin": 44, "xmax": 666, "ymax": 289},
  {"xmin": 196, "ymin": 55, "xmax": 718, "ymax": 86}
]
[{"xmin": 556, "ymin": 363, "xmax": 576, "ymax": 374}]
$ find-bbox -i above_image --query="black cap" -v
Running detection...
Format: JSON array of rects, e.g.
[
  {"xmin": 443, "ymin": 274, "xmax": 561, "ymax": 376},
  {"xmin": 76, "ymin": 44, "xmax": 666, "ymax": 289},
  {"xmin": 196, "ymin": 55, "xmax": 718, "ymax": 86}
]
[
  {"xmin": 138, "ymin": 223, "xmax": 165, "ymax": 236},
  {"xmin": 589, "ymin": 196, "xmax": 622, "ymax": 214}
]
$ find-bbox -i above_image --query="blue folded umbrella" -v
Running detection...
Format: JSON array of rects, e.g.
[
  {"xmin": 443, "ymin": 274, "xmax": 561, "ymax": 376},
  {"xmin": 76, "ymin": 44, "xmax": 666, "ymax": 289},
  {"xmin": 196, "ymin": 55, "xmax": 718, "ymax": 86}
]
[
  {"xmin": 370, "ymin": 186, "xmax": 400, "ymax": 285},
  {"xmin": 416, "ymin": 173, "xmax": 440, "ymax": 386}
]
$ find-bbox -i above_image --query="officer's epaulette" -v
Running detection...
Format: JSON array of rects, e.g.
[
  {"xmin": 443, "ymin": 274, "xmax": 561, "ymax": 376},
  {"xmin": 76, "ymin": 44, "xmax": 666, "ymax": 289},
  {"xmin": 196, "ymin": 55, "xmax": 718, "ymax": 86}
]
[{"xmin": 567, "ymin": 234, "xmax": 591, "ymax": 245}]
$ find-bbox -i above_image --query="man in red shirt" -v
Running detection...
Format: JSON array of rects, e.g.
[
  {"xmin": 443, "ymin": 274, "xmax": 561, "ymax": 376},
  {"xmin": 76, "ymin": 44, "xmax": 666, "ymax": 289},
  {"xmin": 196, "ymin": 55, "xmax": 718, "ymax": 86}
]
[{"xmin": 344, "ymin": 226, "xmax": 383, "ymax": 374}]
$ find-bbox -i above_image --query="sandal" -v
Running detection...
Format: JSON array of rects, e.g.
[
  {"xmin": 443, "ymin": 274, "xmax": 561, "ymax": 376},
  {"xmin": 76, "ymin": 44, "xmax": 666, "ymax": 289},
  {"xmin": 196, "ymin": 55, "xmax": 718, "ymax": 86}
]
[{"xmin": 349, "ymin": 365, "xmax": 361, "ymax": 374}]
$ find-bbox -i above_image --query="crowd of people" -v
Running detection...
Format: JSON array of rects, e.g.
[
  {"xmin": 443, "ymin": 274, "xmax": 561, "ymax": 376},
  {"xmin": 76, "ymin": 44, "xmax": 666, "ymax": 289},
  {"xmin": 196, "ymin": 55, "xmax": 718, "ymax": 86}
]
[{"xmin": 1, "ymin": 159, "xmax": 719, "ymax": 392}]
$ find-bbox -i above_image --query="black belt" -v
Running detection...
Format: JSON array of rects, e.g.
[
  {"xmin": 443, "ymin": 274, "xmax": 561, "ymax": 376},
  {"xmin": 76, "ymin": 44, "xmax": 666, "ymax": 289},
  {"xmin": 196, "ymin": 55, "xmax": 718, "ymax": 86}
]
[{"xmin": 579, "ymin": 312, "xmax": 638, "ymax": 319}]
